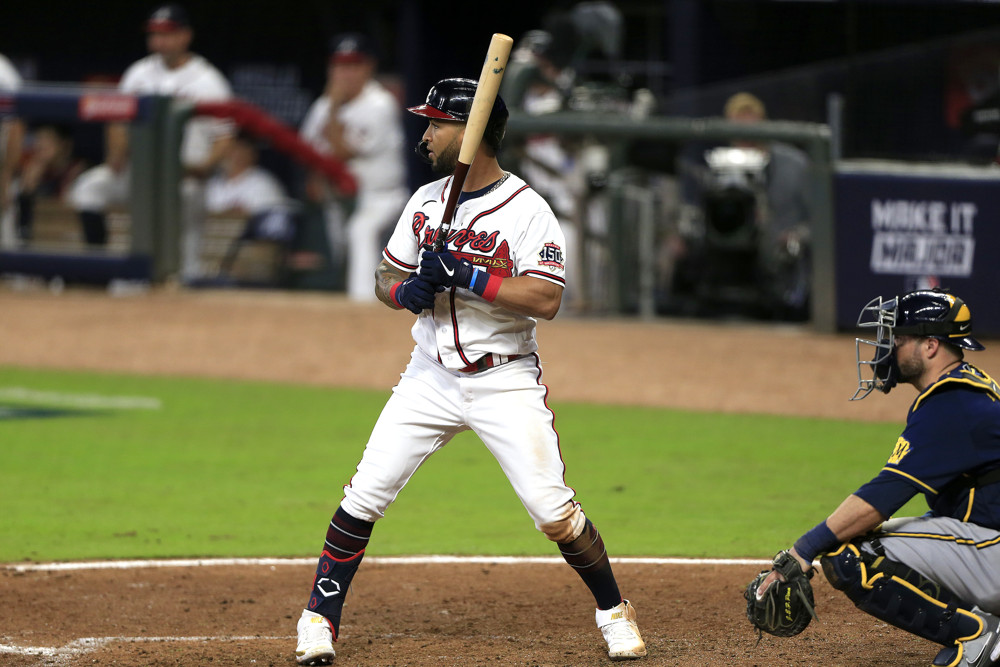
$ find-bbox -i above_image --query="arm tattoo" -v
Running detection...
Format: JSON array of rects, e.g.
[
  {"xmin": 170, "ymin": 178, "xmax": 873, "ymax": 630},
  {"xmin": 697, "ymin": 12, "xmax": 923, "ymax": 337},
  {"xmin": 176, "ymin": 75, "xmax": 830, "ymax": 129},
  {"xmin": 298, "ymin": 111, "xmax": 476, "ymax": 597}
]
[{"xmin": 375, "ymin": 260, "xmax": 407, "ymax": 309}]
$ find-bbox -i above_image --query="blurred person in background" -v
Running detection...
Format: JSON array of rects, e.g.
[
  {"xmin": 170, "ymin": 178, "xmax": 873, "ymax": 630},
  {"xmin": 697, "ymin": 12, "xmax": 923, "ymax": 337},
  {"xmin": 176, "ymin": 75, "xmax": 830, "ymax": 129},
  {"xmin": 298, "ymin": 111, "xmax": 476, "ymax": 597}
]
[
  {"xmin": 500, "ymin": 5, "xmax": 631, "ymax": 313},
  {"xmin": 501, "ymin": 30, "xmax": 586, "ymax": 307},
  {"xmin": 664, "ymin": 91, "xmax": 814, "ymax": 320},
  {"xmin": 68, "ymin": 3, "xmax": 232, "ymax": 278},
  {"xmin": 724, "ymin": 92, "xmax": 813, "ymax": 255},
  {"xmin": 205, "ymin": 131, "xmax": 299, "ymax": 283},
  {"xmin": 205, "ymin": 130, "xmax": 286, "ymax": 217},
  {"xmin": 723, "ymin": 92, "xmax": 814, "ymax": 318},
  {"xmin": 12, "ymin": 124, "xmax": 87, "ymax": 244},
  {"xmin": 0, "ymin": 52, "xmax": 25, "ymax": 247},
  {"xmin": 299, "ymin": 32, "xmax": 407, "ymax": 302}
]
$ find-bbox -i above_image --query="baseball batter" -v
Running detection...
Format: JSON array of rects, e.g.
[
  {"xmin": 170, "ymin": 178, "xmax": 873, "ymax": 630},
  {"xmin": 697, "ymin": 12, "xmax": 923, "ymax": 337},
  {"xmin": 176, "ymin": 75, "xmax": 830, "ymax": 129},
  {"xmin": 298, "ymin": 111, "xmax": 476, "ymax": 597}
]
[
  {"xmin": 69, "ymin": 3, "xmax": 232, "ymax": 277},
  {"xmin": 752, "ymin": 289, "xmax": 1000, "ymax": 667},
  {"xmin": 294, "ymin": 78, "xmax": 645, "ymax": 665}
]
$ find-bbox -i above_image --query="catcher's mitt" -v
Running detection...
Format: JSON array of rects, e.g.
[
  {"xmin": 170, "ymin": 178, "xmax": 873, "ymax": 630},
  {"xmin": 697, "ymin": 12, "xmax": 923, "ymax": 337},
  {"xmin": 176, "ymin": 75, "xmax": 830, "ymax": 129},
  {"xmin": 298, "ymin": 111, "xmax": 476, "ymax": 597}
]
[{"xmin": 744, "ymin": 550, "xmax": 818, "ymax": 640}]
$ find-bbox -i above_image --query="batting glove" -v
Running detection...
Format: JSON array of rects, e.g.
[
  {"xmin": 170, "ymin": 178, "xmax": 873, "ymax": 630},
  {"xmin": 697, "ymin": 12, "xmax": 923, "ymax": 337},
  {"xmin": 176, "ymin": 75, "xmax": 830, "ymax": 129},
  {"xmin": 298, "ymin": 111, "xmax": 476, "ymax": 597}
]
[
  {"xmin": 419, "ymin": 250, "xmax": 503, "ymax": 301},
  {"xmin": 390, "ymin": 274, "xmax": 438, "ymax": 314}
]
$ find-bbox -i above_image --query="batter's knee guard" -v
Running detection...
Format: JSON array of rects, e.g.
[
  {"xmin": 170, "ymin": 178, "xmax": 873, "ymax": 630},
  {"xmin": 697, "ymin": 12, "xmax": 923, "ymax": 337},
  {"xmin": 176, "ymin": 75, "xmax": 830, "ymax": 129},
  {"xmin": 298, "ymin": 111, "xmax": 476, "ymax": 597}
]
[
  {"xmin": 820, "ymin": 540, "xmax": 985, "ymax": 648},
  {"xmin": 306, "ymin": 549, "xmax": 364, "ymax": 640},
  {"xmin": 539, "ymin": 501, "xmax": 586, "ymax": 543}
]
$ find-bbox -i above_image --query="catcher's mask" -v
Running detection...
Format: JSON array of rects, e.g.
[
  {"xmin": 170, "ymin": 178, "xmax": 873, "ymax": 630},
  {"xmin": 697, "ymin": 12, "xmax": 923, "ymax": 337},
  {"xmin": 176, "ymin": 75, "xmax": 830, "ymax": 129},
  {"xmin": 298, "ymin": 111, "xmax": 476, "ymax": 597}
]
[
  {"xmin": 407, "ymin": 77, "xmax": 509, "ymax": 159},
  {"xmin": 852, "ymin": 289, "xmax": 985, "ymax": 400}
]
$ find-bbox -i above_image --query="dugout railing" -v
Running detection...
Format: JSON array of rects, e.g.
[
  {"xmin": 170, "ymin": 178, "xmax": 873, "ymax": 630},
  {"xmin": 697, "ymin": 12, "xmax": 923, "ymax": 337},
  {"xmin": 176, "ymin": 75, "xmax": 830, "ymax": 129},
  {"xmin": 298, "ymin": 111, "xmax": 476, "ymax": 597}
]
[
  {"xmin": 0, "ymin": 88, "xmax": 170, "ymax": 284},
  {"xmin": 0, "ymin": 88, "xmax": 354, "ymax": 287}
]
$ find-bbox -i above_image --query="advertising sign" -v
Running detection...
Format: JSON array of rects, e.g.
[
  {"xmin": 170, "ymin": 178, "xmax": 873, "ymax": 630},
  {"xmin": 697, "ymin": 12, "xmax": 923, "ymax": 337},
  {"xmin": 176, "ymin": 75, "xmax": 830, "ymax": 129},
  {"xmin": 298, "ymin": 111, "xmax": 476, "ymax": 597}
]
[{"xmin": 835, "ymin": 163, "xmax": 1000, "ymax": 335}]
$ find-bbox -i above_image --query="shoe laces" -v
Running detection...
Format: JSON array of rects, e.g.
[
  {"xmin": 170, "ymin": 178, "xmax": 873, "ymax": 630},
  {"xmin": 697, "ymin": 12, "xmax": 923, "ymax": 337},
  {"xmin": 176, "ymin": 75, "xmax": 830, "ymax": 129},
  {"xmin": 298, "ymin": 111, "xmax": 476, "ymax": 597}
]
[
  {"xmin": 602, "ymin": 617, "xmax": 641, "ymax": 647},
  {"xmin": 299, "ymin": 618, "xmax": 332, "ymax": 645}
]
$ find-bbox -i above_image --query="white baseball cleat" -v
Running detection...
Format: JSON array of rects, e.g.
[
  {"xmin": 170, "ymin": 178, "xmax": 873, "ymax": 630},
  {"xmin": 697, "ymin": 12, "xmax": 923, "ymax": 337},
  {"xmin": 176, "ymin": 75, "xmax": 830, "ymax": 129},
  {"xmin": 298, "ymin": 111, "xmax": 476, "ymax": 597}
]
[
  {"xmin": 596, "ymin": 599, "xmax": 647, "ymax": 660},
  {"xmin": 296, "ymin": 609, "xmax": 336, "ymax": 665}
]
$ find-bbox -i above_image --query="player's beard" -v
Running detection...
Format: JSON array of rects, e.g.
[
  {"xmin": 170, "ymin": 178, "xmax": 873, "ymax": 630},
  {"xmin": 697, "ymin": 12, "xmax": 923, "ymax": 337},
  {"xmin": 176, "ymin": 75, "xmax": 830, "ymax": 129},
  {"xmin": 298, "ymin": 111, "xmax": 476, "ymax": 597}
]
[
  {"xmin": 895, "ymin": 344, "xmax": 924, "ymax": 384},
  {"xmin": 431, "ymin": 136, "xmax": 461, "ymax": 175}
]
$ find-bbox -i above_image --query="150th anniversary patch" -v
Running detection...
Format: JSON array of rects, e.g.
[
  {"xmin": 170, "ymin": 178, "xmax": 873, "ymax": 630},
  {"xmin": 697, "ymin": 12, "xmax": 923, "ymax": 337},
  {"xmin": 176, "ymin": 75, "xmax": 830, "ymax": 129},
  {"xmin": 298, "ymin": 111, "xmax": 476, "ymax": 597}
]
[{"xmin": 538, "ymin": 242, "xmax": 564, "ymax": 270}]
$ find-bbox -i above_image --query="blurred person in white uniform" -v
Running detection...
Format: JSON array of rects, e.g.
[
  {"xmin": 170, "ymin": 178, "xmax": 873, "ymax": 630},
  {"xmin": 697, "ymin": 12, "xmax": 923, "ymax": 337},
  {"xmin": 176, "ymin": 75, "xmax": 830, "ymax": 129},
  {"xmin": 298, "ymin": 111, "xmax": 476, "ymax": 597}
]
[
  {"xmin": 206, "ymin": 131, "xmax": 298, "ymax": 280},
  {"xmin": 0, "ymin": 52, "xmax": 25, "ymax": 246},
  {"xmin": 205, "ymin": 131, "xmax": 286, "ymax": 216},
  {"xmin": 69, "ymin": 3, "xmax": 233, "ymax": 278},
  {"xmin": 299, "ymin": 32, "xmax": 407, "ymax": 302}
]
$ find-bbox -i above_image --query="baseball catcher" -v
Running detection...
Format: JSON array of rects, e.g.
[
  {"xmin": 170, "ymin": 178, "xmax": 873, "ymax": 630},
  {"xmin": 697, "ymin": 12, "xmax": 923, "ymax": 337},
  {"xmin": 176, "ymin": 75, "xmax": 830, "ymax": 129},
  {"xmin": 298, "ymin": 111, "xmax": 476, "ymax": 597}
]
[{"xmin": 746, "ymin": 289, "xmax": 1000, "ymax": 667}]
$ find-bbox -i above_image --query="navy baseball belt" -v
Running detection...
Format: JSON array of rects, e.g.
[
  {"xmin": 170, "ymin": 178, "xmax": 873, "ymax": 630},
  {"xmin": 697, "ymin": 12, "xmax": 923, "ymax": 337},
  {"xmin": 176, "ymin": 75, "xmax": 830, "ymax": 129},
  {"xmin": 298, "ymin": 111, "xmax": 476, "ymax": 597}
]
[{"xmin": 459, "ymin": 353, "xmax": 523, "ymax": 374}]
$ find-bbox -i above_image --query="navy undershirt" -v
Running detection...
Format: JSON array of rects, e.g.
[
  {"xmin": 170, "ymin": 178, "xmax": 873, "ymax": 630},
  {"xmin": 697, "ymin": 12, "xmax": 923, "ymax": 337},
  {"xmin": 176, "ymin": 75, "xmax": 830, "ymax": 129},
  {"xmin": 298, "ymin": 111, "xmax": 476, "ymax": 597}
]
[{"xmin": 457, "ymin": 177, "xmax": 503, "ymax": 206}]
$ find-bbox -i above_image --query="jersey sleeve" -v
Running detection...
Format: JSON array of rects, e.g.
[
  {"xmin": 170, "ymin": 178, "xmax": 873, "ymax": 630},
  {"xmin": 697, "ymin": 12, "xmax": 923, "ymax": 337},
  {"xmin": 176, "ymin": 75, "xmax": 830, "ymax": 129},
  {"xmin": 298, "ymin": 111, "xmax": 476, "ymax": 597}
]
[
  {"xmin": 853, "ymin": 472, "xmax": 919, "ymax": 519},
  {"xmin": 856, "ymin": 389, "xmax": 979, "ymax": 516},
  {"xmin": 513, "ymin": 207, "xmax": 566, "ymax": 287},
  {"xmin": 191, "ymin": 67, "xmax": 232, "ymax": 101},
  {"xmin": 299, "ymin": 99, "xmax": 328, "ymax": 151},
  {"xmin": 382, "ymin": 190, "xmax": 427, "ymax": 272},
  {"xmin": 118, "ymin": 60, "xmax": 146, "ymax": 94}
]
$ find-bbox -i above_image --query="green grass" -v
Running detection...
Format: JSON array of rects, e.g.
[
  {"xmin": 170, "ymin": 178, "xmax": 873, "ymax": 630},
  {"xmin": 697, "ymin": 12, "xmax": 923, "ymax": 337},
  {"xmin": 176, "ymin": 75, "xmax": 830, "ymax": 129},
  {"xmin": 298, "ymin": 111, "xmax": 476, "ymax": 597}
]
[{"xmin": 0, "ymin": 366, "xmax": 910, "ymax": 562}]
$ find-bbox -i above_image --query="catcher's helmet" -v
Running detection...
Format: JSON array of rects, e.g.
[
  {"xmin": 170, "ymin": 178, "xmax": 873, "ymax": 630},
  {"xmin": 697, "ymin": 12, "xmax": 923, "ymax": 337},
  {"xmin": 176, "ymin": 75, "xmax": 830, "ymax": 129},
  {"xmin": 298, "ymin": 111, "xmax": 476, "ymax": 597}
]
[
  {"xmin": 407, "ymin": 78, "xmax": 509, "ymax": 153},
  {"xmin": 852, "ymin": 289, "xmax": 985, "ymax": 400}
]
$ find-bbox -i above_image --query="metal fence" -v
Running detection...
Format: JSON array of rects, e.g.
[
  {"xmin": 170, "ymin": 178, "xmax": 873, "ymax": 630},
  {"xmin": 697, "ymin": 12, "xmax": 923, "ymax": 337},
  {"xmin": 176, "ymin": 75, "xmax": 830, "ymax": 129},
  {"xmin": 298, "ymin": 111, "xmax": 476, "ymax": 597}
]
[{"xmin": 502, "ymin": 111, "xmax": 835, "ymax": 330}]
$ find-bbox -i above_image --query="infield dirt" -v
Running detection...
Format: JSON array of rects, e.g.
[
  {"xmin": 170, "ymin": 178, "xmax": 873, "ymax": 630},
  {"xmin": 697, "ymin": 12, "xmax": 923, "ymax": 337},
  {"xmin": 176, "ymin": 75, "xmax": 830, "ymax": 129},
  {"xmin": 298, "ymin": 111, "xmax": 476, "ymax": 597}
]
[{"xmin": 4, "ymin": 285, "xmax": 996, "ymax": 666}]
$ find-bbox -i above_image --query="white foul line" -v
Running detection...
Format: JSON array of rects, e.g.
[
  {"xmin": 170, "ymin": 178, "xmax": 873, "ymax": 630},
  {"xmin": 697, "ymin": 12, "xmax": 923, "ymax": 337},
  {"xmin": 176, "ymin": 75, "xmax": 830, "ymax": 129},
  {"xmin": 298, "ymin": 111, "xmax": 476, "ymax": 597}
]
[
  {"xmin": 0, "ymin": 387, "xmax": 162, "ymax": 410},
  {"xmin": 5, "ymin": 555, "xmax": 771, "ymax": 573},
  {"xmin": 0, "ymin": 555, "xmax": 772, "ymax": 659},
  {"xmin": 0, "ymin": 635, "xmax": 290, "ymax": 658}
]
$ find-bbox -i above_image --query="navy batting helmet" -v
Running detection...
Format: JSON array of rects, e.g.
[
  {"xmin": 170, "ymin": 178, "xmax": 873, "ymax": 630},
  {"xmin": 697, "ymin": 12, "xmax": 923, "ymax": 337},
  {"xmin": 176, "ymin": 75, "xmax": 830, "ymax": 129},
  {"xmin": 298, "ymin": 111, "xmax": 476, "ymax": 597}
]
[
  {"xmin": 852, "ymin": 289, "xmax": 984, "ymax": 399},
  {"xmin": 407, "ymin": 78, "xmax": 508, "ymax": 152}
]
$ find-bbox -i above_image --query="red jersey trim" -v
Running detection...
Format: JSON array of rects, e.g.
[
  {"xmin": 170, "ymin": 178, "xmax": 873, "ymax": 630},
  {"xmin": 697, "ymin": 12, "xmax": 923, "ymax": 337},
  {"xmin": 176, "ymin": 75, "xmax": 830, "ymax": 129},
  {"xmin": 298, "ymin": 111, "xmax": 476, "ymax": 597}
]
[
  {"xmin": 383, "ymin": 248, "xmax": 416, "ymax": 272},
  {"xmin": 449, "ymin": 288, "xmax": 474, "ymax": 366},
  {"xmin": 443, "ymin": 182, "xmax": 542, "ymax": 364},
  {"xmin": 521, "ymin": 269, "xmax": 566, "ymax": 286},
  {"xmin": 467, "ymin": 184, "xmax": 532, "ymax": 228}
]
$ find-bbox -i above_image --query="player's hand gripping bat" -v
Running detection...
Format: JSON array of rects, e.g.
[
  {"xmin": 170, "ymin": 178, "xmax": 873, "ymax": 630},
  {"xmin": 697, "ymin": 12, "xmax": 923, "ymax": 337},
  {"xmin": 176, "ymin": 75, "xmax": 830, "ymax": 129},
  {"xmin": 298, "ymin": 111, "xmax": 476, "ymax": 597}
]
[{"xmin": 432, "ymin": 33, "xmax": 513, "ymax": 252}]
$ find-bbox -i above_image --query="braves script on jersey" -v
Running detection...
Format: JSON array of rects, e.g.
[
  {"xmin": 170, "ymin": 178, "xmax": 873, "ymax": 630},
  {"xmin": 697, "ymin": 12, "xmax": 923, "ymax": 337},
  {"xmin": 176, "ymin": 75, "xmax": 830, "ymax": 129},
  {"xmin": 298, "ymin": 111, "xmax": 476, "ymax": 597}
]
[{"xmin": 383, "ymin": 172, "xmax": 566, "ymax": 371}]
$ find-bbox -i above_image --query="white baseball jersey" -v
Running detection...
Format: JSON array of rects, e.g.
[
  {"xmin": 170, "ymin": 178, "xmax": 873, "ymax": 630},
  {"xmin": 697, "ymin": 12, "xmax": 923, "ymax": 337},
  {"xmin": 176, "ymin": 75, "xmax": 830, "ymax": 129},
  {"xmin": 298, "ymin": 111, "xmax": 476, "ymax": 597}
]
[
  {"xmin": 0, "ymin": 53, "xmax": 22, "ymax": 91},
  {"xmin": 382, "ymin": 172, "xmax": 567, "ymax": 371},
  {"xmin": 205, "ymin": 166, "xmax": 286, "ymax": 215},
  {"xmin": 0, "ymin": 54, "xmax": 21, "ymax": 167},
  {"xmin": 299, "ymin": 79, "xmax": 406, "ymax": 197},
  {"xmin": 119, "ymin": 53, "xmax": 232, "ymax": 166}
]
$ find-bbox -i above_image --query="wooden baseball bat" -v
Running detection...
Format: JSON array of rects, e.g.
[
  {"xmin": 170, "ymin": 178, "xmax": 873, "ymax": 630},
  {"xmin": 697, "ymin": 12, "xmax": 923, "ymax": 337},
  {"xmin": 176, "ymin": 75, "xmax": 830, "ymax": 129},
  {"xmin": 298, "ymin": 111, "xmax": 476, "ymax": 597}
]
[{"xmin": 432, "ymin": 33, "xmax": 514, "ymax": 252}]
